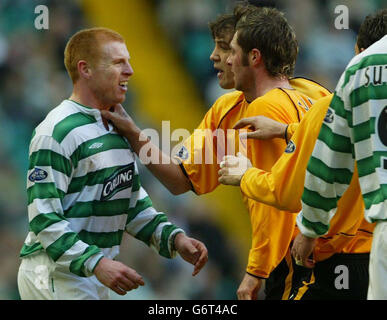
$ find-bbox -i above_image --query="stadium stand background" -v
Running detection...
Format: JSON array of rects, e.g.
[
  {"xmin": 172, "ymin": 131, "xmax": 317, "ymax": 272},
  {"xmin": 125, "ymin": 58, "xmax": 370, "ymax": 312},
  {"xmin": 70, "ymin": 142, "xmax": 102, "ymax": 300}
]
[{"xmin": 0, "ymin": 0, "xmax": 383, "ymax": 299}]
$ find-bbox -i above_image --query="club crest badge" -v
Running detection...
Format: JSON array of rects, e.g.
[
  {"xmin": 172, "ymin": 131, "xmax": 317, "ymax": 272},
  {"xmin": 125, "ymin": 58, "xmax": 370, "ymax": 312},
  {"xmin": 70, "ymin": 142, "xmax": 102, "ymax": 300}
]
[
  {"xmin": 176, "ymin": 146, "xmax": 189, "ymax": 160},
  {"xmin": 324, "ymin": 108, "xmax": 334, "ymax": 123},
  {"xmin": 285, "ymin": 140, "xmax": 296, "ymax": 153}
]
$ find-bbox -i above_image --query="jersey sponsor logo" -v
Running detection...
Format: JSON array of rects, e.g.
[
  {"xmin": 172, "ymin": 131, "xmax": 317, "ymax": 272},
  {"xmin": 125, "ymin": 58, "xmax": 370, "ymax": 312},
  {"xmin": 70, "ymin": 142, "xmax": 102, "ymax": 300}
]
[
  {"xmin": 101, "ymin": 163, "xmax": 134, "ymax": 201},
  {"xmin": 89, "ymin": 142, "xmax": 104, "ymax": 149},
  {"xmin": 324, "ymin": 108, "xmax": 334, "ymax": 123},
  {"xmin": 285, "ymin": 140, "xmax": 296, "ymax": 153},
  {"xmin": 28, "ymin": 168, "xmax": 48, "ymax": 182},
  {"xmin": 176, "ymin": 146, "xmax": 189, "ymax": 160}
]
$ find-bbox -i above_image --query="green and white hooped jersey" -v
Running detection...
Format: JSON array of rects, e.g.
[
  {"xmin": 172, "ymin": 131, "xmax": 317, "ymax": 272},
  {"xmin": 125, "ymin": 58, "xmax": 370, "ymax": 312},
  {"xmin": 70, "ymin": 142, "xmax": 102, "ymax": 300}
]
[
  {"xmin": 298, "ymin": 35, "xmax": 387, "ymax": 238},
  {"xmin": 21, "ymin": 99, "xmax": 184, "ymax": 277}
]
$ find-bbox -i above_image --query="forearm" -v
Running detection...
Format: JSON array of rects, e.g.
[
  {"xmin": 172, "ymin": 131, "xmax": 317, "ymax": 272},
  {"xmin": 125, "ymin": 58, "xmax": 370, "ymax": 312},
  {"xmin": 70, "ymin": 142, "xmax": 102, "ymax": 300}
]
[
  {"xmin": 240, "ymin": 167, "xmax": 302, "ymax": 212},
  {"xmin": 123, "ymin": 126, "xmax": 191, "ymax": 195},
  {"xmin": 126, "ymin": 187, "xmax": 184, "ymax": 258}
]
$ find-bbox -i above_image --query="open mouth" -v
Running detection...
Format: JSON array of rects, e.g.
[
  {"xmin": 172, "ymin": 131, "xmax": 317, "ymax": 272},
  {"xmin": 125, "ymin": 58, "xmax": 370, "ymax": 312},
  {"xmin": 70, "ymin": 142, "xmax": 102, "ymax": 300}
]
[
  {"xmin": 119, "ymin": 81, "xmax": 128, "ymax": 91},
  {"xmin": 214, "ymin": 67, "xmax": 224, "ymax": 79}
]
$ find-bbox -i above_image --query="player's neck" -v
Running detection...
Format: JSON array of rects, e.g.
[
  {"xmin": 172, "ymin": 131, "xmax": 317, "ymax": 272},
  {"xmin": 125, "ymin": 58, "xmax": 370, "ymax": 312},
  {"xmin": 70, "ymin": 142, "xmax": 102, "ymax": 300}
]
[
  {"xmin": 245, "ymin": 73, "xmax": 291, "ymax": 102},
  {"xmin": 70, "ymin": 83, "xmax": 110, "ymax": 111}
]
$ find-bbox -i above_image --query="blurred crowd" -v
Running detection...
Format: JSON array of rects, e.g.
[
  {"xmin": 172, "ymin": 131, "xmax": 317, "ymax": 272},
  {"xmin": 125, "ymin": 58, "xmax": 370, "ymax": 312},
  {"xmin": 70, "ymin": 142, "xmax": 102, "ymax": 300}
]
[
  {"xmin": 0, "ymin": 0, "xmax": 384, "ymax": 299},
  {"xmin": 154, "ymin": 0, "xmax": 383, "ymax": 106}
]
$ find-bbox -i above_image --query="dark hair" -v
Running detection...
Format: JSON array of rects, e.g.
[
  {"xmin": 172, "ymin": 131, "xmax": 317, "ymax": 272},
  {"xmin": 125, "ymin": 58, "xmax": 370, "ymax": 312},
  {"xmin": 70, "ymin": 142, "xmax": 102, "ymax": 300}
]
[
  {"xmin": 357, "ymin": 9, "xmax": 387, "ymax": 50},
  {"xmin": 235, "ymin": 7, "xmax": 298, "ymax": 78},
  {"xmin": 208, "ymin": 1, "xmax": 260, "ymax": 40},
  {"xmin": 208, "ymin": 13, "xmax": 236, "ymax": 40}
]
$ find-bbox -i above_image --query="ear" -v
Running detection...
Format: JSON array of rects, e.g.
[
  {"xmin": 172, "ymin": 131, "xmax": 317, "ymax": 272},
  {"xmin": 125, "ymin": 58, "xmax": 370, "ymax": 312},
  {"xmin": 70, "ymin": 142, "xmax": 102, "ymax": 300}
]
[
  {"xmin": 250, "ymin": 48, "xmax": 262, "ymax": 66},
  {"xmin": 77, "ymin": 60, "xmax": 92, "ymax": 80}
]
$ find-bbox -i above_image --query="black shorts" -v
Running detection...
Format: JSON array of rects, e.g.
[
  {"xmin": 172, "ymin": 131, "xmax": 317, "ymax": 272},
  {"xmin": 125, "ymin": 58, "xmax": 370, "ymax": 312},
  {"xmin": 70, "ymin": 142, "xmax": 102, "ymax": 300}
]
[
  {"xmin": 296, "ymin": 253, "xmax": 369, "ymax": 300},
  {"xmin": 264, "ymin": 249, "xmax": 313, "ymax": 300}
]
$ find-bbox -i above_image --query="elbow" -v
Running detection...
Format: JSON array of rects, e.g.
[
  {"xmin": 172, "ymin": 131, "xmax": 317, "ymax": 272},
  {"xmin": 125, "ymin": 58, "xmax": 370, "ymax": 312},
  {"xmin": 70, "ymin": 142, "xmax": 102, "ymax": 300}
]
[
  {"xmin": 275, "ymin": 198, "xmax": 302, "ymax": 213},
  {"xmin": 168, "ymin": 176, "xmax": 192, "ymax": 195},
  {"xmin": 169, "ymin": 183, "xmax": 190, "ymax": 195}
]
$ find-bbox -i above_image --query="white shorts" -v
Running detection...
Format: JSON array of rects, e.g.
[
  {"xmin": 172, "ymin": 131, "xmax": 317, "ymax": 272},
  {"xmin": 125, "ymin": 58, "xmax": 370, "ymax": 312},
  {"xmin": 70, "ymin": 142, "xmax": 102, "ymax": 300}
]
[
  {"xmin": 17, "ymin": 251, "xmax": 110, "ymax": 300},
  {"xmin": 368, "ymin": 221, "xmax": 387, "ymax": 300}
]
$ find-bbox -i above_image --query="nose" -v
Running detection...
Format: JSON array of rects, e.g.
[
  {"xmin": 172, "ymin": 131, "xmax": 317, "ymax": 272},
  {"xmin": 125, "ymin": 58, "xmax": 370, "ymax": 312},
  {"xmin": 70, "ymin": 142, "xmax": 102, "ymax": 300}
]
[
  {"xmin": 210, "ymin": 48, "xmax": 219, "ymax": 62},
  {"xmin": 123, "ymin": 61, "xmax": 134, "ymax": 76},
  {"xmin": 226, "ymin": 55, "xmax": 232, "ymax": 66}
]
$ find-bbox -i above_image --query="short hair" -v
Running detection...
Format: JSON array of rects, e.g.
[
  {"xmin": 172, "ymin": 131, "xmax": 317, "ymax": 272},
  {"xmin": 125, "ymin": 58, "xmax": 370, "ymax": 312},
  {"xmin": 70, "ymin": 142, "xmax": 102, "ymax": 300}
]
[
  {"xmin": 208, "ymin": 2, "xmax": 259, "ymax": 40},
  {"xmin": 235, "ymin": 7, "xmax": 298, "ymax": 78},
  {"xmin": 357, "ymin": 9, "xmax": 387, "ymax": 50},
  {"xmin": 64, "ymin": 27, "xmax": 125, "ymax": 83},
  {"xmin": 208, "ymin": 13, "xmax": 236, "ymax": 40}
]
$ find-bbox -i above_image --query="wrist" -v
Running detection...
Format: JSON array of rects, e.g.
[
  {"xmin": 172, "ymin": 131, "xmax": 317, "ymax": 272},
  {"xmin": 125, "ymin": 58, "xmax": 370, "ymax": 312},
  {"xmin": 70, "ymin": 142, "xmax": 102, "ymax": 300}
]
[
  {"xmin": 301, "ymin": 233, "xmax": 317, "ymax": 242},
  {"xmin": 92, "ymin": 256, "xmax": 107, "ymax": 274},
  {"xmin": 246, "ymin": 271, "xmax": 266, "ymax": 280},
  {"xmin": 172, "ymin": 231, "xmax": 185, "ymax": 251},
  {"xmin": 283, "ymin": 124, "xmax": 289, "ymax": 143},
  {"xmin": 124, "ymin": 123, "xmax": 141, "ymax": 138}
]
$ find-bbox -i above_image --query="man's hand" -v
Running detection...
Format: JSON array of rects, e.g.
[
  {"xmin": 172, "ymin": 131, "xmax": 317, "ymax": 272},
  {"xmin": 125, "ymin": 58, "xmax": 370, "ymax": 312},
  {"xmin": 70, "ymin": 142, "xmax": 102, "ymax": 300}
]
[
  {"xmin": 93, "ymin": 257, "xmax": 145, "ymax": 295},
  {"xmin": 218, "ymin": 152, "xmax": 252, "ymax": 186},
  {"xmin": 291, "ymin": 233, "xmax": 316, "ymax": 268},
  {"xmin": 101, "ymin": 104, "xmax": 139, "ymax": 137},
  {"xmin": 174, "ymin": 233, "xmax": 208, "ymax": 276},
  {"xmin": 233, "ymin": 116, "xmax": 287, "ymax": 140},
  {"xmin": 237, "ymin": 273, "xmax": 262, "ymax": 300}
]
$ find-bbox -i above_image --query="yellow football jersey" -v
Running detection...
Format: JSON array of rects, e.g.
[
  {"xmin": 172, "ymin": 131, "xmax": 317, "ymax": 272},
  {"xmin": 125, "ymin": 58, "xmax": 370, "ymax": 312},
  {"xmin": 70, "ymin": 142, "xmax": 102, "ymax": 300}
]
[
  {"xmin": 240, "ymin": 95, "xmax": 374, "ymax": 262},
  {"xmin": 176, "ymin": 78, "xmax": 331, "ymax": 277}
]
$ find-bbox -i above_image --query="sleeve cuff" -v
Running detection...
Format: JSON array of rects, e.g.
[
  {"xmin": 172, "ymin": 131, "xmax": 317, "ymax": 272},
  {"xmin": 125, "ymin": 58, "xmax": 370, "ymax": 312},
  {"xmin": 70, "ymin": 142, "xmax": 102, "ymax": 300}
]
[
  {"xmin": 83, "ymin": 252, "xmax": 105, "ymax": 277},
  {"xmin": 296, "ymin": 212, "xmax": 320, "ymax": 239},
  {"xmin": 246, "ymin": 271, "xmax": 267, "ymax": 280},
  {"xmin": 169, "ymin": 229, "xmax": 186, "ymax": 258}
]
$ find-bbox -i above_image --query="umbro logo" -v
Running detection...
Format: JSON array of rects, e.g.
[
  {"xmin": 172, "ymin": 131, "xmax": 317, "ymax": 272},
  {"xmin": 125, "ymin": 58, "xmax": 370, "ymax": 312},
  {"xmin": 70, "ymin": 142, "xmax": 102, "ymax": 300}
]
[{"xmin": 89, "ymin": 142, "xmax": 104, "ymax": 149}]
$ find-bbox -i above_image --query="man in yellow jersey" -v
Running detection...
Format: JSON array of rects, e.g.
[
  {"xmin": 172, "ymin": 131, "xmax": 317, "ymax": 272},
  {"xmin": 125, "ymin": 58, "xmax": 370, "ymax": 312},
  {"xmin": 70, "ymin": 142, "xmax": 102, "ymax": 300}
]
[
  {"xmin": 102, "ymin": 5, "xmax": 330, "ymax": 299},
  {"xmin": 218, "ymin": 10, "xmax": 387, "ymax": 299},
  {"xmin": 220, "ymin": 7, "xmax": 331, "ymax": 300}
]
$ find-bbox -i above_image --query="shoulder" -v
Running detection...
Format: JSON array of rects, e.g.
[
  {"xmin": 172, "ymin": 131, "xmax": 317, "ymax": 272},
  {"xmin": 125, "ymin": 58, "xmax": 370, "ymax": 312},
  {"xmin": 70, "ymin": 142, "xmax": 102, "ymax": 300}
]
[
  {"xmin": 289, "ymin": 77, "xmax": 332, "ymax": 98},
  {"xmin": 200, "ymin": 90, "xmax": 245, "ymax": 128},
  {"xmin": 34, "ymin": 100, "xmax": 80, "ymax": 139},
  {"xmin": 32, "ymin": 100, "xmax": 97, "ymax": 156},
  {"xmin": 211, "ymin": 90, "xmax": 245, "ymax": 113},
  {"xmin": 249, "ymin": 89, "xmax": 289, "ymax": 108},
  {"xmin": 347, "ymin": 35, "xmax": 387, "ymax": 70}
]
